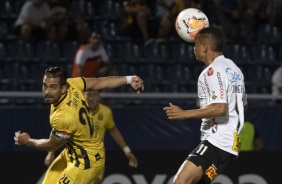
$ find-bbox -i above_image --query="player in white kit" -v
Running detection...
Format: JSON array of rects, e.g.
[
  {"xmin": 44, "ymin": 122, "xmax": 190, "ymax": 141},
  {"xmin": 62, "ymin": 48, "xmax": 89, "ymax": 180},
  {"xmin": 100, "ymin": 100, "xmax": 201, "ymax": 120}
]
[{"xmin": 163, "ymin": 27, "xmax": 247, "ymax": 184}]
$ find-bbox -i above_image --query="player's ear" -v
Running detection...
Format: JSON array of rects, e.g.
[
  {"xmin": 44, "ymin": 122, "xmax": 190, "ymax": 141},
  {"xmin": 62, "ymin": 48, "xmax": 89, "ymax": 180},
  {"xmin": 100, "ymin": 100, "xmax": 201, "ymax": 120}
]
[
  {"xmin": 203, "ymin": 44, "xmax": 208, "ymax": 53},
  {"xmin": 61, "ymin": 84, "xmax": 68, "ymax": 94}
]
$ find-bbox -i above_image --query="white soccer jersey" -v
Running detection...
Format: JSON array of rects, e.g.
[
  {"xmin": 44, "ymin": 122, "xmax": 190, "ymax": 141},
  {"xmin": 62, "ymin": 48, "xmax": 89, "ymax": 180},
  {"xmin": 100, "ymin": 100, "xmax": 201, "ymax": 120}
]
[
  {"xmin": 75, "ymin": 45, "xmax": 109, "ymax": 66},
  {"xmin": 197, "ymin": 55, "xmax": 247, "ymax": 156}
]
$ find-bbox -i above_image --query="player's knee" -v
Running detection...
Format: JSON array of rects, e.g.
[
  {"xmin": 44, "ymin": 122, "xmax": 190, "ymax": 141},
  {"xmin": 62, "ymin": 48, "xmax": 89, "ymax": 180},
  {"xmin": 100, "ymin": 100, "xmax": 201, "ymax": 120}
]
[{"xmin": 173, "ymin": 175, "xmax": 191, "ymax": 184}]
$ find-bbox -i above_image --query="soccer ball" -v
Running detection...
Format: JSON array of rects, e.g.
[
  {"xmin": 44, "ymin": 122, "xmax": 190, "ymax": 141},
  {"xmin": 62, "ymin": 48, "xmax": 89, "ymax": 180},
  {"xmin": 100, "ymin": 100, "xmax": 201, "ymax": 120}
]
[{"xmin": 175, "ymin": 8, "xmax": 209, "ymax": 42}]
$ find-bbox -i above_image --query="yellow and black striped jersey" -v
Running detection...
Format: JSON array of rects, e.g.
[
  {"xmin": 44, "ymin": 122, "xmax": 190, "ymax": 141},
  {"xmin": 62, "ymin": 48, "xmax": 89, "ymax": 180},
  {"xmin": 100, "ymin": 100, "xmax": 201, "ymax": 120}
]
[{"xmin": 50, "ymin": 77, "xmax": 104, "ymax": 169}]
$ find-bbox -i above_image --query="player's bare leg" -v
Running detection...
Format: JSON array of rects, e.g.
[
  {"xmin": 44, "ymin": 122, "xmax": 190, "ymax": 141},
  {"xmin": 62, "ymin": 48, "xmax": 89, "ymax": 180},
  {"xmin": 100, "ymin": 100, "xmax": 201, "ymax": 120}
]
[{"xmin": 173, "ymin": 160, "xmax": 203, "ymax": 184}]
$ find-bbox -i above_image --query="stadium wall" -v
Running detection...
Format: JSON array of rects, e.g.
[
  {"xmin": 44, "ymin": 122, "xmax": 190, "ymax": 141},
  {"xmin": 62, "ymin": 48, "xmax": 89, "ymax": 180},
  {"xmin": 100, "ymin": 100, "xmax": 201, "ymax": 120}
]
[
  {"xmin": 1, "ymin": 106, "xmax": 281, "ymax": 183},
  {"xmin": 1, "ymin": 106, "xmax": 282, "ymax": 152}
]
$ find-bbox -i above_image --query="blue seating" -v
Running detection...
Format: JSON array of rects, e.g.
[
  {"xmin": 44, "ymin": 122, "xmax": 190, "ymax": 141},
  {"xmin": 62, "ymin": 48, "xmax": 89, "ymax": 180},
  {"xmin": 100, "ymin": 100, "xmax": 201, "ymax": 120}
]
[
  {"xmin": 225, "ymin": 43, "xmax": 252, "ymax": 64},
  {"xmin": 251, "ymin": 44, "xmax": 278, "ymax": 64},
  {"xmin": 166, "ymin": 64, "xmax": 192, "ymax": 82},
  {"xmin": 139, "ymin": 64, "xmax": 165, "ymax": 83},
  {"xmin": 98, "ymin": 0, "xmax": 123, "ymax": 20},
  {"xmin": 0, "ymin": 42, "xmax": 8, "ymax": 61},
  {"xmin": 171, "ymin": 42, "xmax": 189, "ymax": 63},
  {"xmin": 115, "ymin": 41, "xmax": 144, "ymax": 62},
  {"xmin": 7, "ymin": 41, "xmax": 34, "ymax": 61},
  {"xmin": 143, "ymin": 41, "xmax": 171, "ymax": 62},
  {"xmin": 36, "ymin": 41, "xmax": 61, "ymax": 62},
  {"xmin": 62, "ymin": 41, "xmax": 78, "ymax": 62},
  {"xmin": 104, "ymin": 42, "xmax": 117, "ymax": 61},
  {"xmin": 16, "ymin": 62, "xmax": 45, "ymax": 91},
  {"xmin": 256, "ymin": 24, "xmax": 282, "ymax": 44},
  {"xmin": 0, "ymin": 62, "xmax": 18, "ymax": 90}
]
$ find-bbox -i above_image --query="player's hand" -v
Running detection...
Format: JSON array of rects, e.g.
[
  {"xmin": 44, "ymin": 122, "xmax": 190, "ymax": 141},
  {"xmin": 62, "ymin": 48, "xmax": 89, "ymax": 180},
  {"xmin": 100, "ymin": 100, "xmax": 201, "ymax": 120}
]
[
  {"xmin": 163, "ymin": 103, "xmax": 186, "ymax": 120},
  {"xmin": 130, "ymin": 76, "xmax": 144, "ymax": 94},
  {"xmin": 44, "ymin": 151, "xmax": 55, "ymax": 167},
  {"xmin": 125, "ymin": 152, "xmax": 138, "ymax": 168},
  {"xmin": 14, "ymin": 131, "xmax": 30, "ymax": 145}
]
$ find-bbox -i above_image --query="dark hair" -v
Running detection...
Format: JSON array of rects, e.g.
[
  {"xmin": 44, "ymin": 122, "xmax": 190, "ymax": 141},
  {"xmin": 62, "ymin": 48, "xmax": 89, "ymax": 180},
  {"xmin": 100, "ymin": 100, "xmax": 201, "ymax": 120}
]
[
  {"xmin": 44, "ymin": 66, "xmax": 67, "ymax": 86},
  {"xmin": 197, "ymin": 27, "xmax": 225, "ymax": 52}
]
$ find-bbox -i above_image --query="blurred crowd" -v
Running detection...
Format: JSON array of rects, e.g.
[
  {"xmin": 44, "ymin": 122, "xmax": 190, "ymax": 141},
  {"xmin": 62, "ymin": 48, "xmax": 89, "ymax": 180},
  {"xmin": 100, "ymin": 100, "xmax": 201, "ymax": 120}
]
[
  {"xmin": 0, "ymin": 0, "xmax": 281, "ymax": 100},
  {"xmin": 0, "ymin": 0, "xmax": 281, "ymax": 44}
]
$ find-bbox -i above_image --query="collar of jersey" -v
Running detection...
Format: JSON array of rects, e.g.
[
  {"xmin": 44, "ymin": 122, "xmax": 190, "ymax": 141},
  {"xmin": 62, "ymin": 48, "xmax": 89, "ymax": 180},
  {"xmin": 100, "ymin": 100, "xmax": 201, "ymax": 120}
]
[
  {"xmin": 91, "ymin": 104, "xmax": 100, "ymax": 115},
  {"xmin": 54, "ymin": 92, "xmax": 68, "ymax": 107}
]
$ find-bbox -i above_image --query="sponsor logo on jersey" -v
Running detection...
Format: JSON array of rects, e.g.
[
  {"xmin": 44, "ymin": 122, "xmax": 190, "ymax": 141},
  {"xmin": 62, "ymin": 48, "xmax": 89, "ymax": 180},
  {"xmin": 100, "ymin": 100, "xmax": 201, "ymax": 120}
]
[
  {"xmin": 212, "ymin": 124, "xmax": 218, "ymax": 133},
  {"xmin": 205, "ymin": 165, "xmax": 218, "ymax": 181},
  {"xmin": 207, "ymin": 67, "xmax": 214, "ymax": 76},
  {"xmin": 67, "ymin": 100, "xmax": 72, "ymax": 106},
  {"xmin": 211, "ymin": 90, "xmax": 217, "ymax": 100},
  {"xmin": 217, "ymin": 72, "xmax": 224, "ymax": 99},
  {"xmin": 204, "ymin": 74, "xmax": 210, "ymax": 95},
  {"xmin": 226, "ymin": 68, "xmax": 242, "ymax": 83}
]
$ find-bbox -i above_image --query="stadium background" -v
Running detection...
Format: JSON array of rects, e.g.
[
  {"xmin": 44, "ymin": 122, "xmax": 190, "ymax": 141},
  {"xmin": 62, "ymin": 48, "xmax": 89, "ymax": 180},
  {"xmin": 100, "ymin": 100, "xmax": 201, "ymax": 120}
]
[{"xmin": 0, "ymin": 0, "xmax": 282, "ymax": 183}]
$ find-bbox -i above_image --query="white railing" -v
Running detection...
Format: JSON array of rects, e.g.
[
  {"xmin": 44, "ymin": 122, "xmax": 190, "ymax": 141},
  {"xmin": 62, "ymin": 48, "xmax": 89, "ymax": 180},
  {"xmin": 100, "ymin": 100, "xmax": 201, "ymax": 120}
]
[{"xmin": 1, "ymin": 91, "xmax": 282, "ymax": 100}]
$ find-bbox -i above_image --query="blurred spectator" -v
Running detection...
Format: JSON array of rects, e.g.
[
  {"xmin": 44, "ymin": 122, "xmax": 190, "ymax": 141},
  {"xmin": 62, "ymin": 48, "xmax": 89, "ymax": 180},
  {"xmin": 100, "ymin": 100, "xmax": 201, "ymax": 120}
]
[
  {"xmin": 252, "ymin": 0, "xmax": 271, "ymax": 25},
  {"xmin": 155, "ymin": 0, "xmax": 175, "ymax": 19},
  {"xmin": 271, "ymin": 62, "xmax": 282, "ymax": 103},
  {"xmin": 122, "ymin": 0, "xmax": 151, "ymax": 42},
  {"xmin": 240, "ymin": 121, "xmax": 264, "ymax": 151},
  {"xmin": 14, "ymin": 0, "xmax": 55, "ymax": 43},
  {"xmin": 156, "ymin": 0, "xmax": 199, "ymax": 40},
  {"xmin": 72, "ymin": 32, "xmax": 117, "ymax": 78},
  {"xmin": 47, "ymin": 0, "xmax": 90, "ymax": 44},
  {"xmin": 269, "ymin": 0, "xmax": 282, "ymax": 34},
  {"xmin": 214, "ymin": 0, "xmax": 256, "ymax": 42}
]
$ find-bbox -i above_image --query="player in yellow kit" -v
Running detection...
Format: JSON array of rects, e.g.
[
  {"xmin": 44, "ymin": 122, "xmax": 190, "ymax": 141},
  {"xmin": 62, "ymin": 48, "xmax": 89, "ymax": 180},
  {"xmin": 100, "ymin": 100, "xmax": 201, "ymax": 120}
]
[
  {"xmin": 14, "ymin": 66, "xmax": 144, "ymax": 184},
  {"xmin": 44, "ymin": 90, "xmax": 138, "ymax": 184}
]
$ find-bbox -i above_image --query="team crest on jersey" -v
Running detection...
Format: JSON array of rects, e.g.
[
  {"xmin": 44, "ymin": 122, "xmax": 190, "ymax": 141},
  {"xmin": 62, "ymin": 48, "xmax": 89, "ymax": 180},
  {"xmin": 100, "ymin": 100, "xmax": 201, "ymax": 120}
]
[
  {"xmin": 98, "ymin": 113, "xmax": 103, "ymax": 121},
  {"xmin": 205, "ymin": 164, "xmax": 218, "ymax": 181},
  {"xmin": 212, "ymin": 124, "xmax": 218, "ymax": 133},
  {"xmin": 207, "ymin": 67, "xmax": 214, "ymax": 76},
  {"xmin": 211, "ymin": 90, "xmax": 217, "ymax": 100}
]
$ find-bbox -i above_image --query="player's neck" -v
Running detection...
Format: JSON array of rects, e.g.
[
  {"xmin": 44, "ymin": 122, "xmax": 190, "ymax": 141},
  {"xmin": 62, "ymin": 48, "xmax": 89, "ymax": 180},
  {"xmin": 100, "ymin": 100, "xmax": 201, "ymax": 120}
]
[{"xmin": 205, "ymin": 52, "xmax": 223, "ymax": 66}]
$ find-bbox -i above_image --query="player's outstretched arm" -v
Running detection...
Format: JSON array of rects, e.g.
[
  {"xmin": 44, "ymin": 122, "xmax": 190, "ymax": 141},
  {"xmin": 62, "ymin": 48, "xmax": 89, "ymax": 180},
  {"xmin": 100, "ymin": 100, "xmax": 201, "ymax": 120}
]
[
  {"xmin": 14, "ymin": 131, "xmax": 67, "ymax": 152},
  {"xmin": 163, "ymin": 103, "xmax": 227, "ymax": 120},
  {"xmin": 85, "ymin": 76, "xmax": 144, "ymax": 93},
  {"xmin": 108, "ymin": 127, "xmax": 138, "ymax": 168}
]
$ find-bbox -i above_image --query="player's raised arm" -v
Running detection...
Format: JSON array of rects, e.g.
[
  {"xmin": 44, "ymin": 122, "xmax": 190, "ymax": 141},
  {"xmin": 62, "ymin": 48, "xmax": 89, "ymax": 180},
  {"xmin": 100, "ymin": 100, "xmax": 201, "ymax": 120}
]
[{"xmin": 84, "ymin": 76, "xmax": 144, "ymax": 93}]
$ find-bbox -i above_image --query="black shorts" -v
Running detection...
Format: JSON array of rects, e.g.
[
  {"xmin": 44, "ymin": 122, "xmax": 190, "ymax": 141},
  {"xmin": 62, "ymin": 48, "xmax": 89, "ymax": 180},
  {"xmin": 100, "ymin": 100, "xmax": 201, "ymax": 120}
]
[{"xmin": 186, "ymin": 140, "xmax": 234, "ymax": 184}]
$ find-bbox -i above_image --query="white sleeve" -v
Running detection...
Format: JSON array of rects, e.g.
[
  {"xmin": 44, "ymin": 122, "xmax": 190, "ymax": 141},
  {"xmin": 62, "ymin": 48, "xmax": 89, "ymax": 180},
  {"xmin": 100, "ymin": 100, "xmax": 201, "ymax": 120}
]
[
  {"xmin": 100, "ymin": 45, "xmax": 109, "ymax": 62},
  {"xmin": 20, "ymin": 2, "xmax": 32, "ymax": 18},
  {"xmin": 271, "ymin": 67, "xmax": 282, "ymax": 87},
  {"xmin": 237, "ymin": 78, "xmax": 246, "ymax": 133},
  {"xmin": 237, "ymin": 91, "xmax": 244, "ymax": 133},
  {"xmin": 206, "ymin": 67, "xmax": 227, "ymax": 104},
  {"xmin": 75, "ymin": 50, "xmax": 87, "ymax": 66}
]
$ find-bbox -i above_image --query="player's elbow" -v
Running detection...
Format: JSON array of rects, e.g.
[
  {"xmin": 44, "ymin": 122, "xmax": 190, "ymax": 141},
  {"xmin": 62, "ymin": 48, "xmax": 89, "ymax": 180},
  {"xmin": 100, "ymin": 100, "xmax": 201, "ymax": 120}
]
[{"xmin": 216, "ymin": 103, "xmax": 227, "ymax": 116}]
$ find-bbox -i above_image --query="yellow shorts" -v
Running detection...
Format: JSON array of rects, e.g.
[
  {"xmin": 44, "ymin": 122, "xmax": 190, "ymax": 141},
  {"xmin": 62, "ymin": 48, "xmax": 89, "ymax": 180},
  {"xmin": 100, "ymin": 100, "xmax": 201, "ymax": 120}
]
[{"xmin": 43, "ymin": 149, "xmax": 105, "ymax": 184}]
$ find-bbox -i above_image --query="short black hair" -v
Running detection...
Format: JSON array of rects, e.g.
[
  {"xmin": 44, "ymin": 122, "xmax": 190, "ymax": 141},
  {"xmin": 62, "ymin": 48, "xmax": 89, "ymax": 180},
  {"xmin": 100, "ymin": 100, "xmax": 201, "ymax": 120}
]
[
  {"xmin": 197, "ymin": 27, "xmax": 225, "ymax": 52},
  {"xmin": 44, "ymin": 66, "xmax": 67, "ymax": 86}
]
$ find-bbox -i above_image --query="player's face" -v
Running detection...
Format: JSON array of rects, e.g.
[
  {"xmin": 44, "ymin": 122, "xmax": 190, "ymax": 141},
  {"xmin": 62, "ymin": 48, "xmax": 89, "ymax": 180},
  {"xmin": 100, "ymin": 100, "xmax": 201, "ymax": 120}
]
[
  {"xmin": 89, "ymin": 33, "xmax": 101, "ymax": 50},
  {"xmin": 194, "ymin": 36, "xmax": 205, "ymax": 62},
  {"xmin": 85, "ymin": 91, "xmax": 100, "ymax": 110},
  {"xmin": 42, "ymin": 76, "xmax": 67, "ymax": 104}
]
